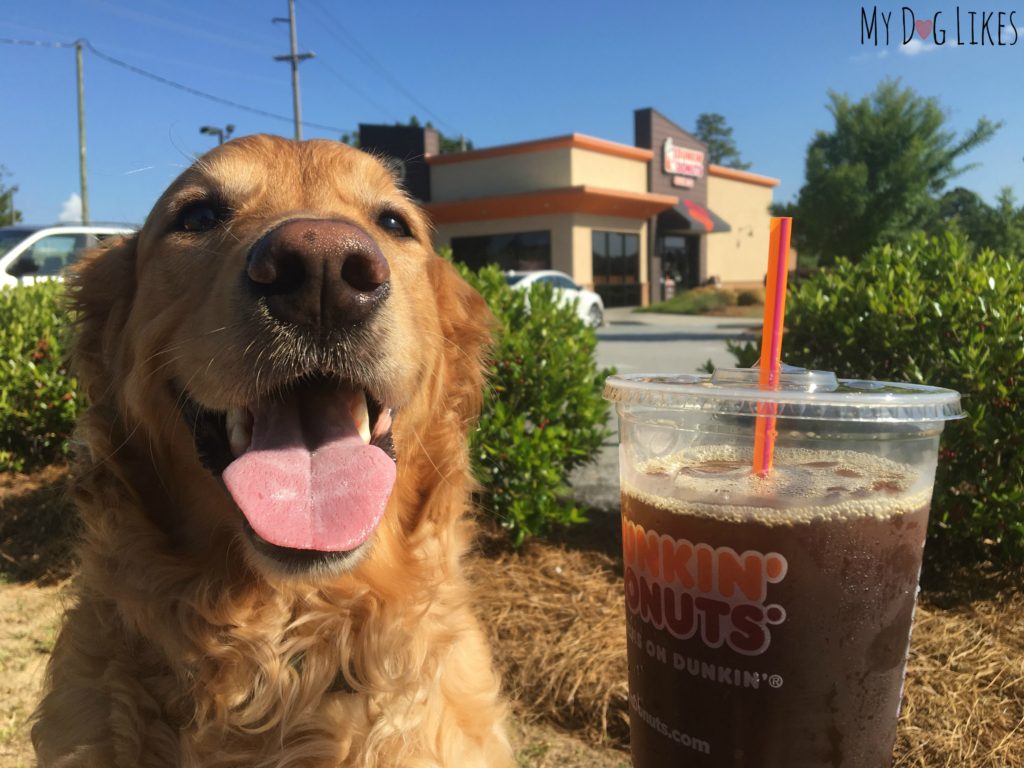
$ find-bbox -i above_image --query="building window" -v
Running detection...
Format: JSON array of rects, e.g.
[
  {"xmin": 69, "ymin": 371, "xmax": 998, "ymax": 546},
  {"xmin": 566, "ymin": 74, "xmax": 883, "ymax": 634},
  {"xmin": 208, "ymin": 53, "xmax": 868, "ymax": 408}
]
[
  {"xmin": 592, "ymin": 230, "xmax": 641, "ymax": 307},
  {"xmin": 451, "ymin": 231, "xmax": 551, "ymax": 271}
]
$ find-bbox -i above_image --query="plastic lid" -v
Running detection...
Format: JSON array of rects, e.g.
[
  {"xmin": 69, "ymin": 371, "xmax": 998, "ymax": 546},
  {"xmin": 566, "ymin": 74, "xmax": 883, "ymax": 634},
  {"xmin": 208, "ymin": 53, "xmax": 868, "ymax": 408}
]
[{"xmin": 603, "ymin": 364, "xmax": 963, "ymax": 423}]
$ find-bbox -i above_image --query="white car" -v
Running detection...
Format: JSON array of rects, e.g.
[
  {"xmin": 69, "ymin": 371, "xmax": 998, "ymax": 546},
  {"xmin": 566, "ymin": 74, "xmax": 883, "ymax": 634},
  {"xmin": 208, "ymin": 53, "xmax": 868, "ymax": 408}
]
[
  {"xmin": 0, "ymin": 223, "xmax": 135, "ymax": 288},
  {"xmin": 504, "ymin": 269, "xmax": 605, "ymax": 327}
]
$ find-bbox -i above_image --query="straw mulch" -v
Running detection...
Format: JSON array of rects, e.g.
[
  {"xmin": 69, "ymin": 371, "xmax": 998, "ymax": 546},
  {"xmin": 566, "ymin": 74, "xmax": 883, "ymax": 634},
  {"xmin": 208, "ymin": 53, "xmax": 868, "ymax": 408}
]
[
  {"xmin": 897, "ymin": 597, "xmax": 1024, "ymax": 765},
  {"xmin": 468, "ymin": 540, "xmax": 630, "ymax": 744},
  {"xmin": 469, "ymin": 524, "xmax": 1024, "ymax": 767},
  {"xmin": 4, "ymin": 468, "xmax": 1022, "ymax": 765},
  {"xmin": 0, "ymin": 465, "xmax": 76, "ymax": 584}
]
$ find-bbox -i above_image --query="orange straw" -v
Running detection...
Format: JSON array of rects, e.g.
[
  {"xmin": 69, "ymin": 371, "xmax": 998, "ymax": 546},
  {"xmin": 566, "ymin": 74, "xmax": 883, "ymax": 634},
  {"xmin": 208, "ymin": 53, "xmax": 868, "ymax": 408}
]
[{"xmin": 752, "ymin": 217, "xmax": 793, "ymax": 477}]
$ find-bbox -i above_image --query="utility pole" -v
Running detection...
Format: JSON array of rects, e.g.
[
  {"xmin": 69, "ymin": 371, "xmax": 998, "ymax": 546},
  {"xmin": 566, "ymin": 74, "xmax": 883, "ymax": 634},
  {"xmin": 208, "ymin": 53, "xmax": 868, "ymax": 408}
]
[
  {"xmin": 75, "ymin": 40, "xmax": 90, "ymax": 224},
  {"xmin": 273, "ymin": 0, "xmax": 314, "ymax": 141}
]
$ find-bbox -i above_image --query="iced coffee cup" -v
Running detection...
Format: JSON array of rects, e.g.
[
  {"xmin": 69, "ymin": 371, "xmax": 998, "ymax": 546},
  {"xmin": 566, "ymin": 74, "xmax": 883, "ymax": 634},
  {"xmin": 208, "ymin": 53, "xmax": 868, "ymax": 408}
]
[{"xmin": 604, "ymin": 366, "xmax": 962, "ymax": 767}]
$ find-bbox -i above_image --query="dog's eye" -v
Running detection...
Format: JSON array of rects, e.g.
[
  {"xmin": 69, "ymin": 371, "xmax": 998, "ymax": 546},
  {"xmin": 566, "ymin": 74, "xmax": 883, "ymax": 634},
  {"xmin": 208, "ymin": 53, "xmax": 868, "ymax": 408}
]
[
  {"xmin": 376, "ymin": 210, "xmax": 412, "ymax": 238},
  {"xmin": 177, "ymin": 202, "xmax": 227, "ymax": 233}
]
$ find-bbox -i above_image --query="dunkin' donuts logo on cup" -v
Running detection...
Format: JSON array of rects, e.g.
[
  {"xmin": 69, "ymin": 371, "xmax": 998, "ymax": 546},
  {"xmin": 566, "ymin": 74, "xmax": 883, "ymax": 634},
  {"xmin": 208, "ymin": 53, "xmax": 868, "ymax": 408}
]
[{"xmin": 623, "ymin": 519, "xmax": 788, "ymax": 656}]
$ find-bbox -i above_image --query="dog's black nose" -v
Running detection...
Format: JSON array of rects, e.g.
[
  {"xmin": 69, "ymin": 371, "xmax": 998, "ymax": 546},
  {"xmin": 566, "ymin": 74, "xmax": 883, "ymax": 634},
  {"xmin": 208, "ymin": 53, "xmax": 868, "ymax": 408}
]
[{"xmin": 246, "ymin": 219, "xmax": 390, "ymax": 329}]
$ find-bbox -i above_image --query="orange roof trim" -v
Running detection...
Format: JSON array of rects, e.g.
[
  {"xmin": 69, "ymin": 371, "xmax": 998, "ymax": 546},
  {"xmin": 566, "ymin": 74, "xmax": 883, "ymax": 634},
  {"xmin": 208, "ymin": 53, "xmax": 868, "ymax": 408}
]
[
  {"xmin": 426, "ymin": 133, "xmax": 653, "ymax": 166},
  {"xmin": 424, "ymin": 186, "xmax": 677, "ymax": 224},
  {"xmin": 708, "ymin": 164, "xmax": 780, "ymax": 188}
]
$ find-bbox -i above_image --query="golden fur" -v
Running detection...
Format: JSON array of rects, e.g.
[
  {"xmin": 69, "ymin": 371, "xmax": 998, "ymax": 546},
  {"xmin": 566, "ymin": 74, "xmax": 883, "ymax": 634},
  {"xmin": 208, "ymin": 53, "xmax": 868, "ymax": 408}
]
[{"xmin": 32, "ymin": 136, "xmax": 512, "ymax": 767}]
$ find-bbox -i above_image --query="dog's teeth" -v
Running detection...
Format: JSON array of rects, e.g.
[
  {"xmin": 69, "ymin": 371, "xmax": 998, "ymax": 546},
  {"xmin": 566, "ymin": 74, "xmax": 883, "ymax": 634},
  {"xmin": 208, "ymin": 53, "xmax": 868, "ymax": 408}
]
[
  {"xmin": 372, "ymin": 408, "xmax": 393, "ymax": 441},
  {"xmin": 227, "ymin": 408, "xmax": 252, "ymax": 458},
  {"xmin": 352, "ymin": 392, "xmax": 370, "ymax": 445}
]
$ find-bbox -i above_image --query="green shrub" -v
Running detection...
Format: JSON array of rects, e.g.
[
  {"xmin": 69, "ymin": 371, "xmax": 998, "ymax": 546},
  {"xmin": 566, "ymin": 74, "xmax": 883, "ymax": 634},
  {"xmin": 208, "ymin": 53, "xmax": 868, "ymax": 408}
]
[
  {"xmin": 781, "ymin": 231, "xmax": 1023, "ymax": 564},
  {"xmin": 455, "ymin": 262, "xmax": 615, "ymax": 545},
  {"xmin": 641, "ymin": 286, "xmax": 737, "ymax": 315},
  {"xmin": 700, "ymin": 337, "xmax": 760, "ymax": 375},
  {"xmin": 736, "ymin": 287, "xmax": 765, "ymax": 306},
  {"xmin": 0, "ymin": 282, "xmax": 78, "ymax": 472}
]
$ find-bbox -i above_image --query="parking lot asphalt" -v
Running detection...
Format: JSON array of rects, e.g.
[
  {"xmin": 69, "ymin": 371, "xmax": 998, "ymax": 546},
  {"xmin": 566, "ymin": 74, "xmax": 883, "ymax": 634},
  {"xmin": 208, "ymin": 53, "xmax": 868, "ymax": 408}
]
[{"xmin": 569, "ymin": 307, "xmax": 761, "ymax": 513}]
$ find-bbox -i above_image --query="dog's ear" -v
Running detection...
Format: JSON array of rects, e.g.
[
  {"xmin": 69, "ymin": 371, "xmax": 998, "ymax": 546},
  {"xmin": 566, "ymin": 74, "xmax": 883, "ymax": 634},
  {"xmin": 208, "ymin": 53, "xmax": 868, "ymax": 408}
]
[
  {"xmin": 427, "ymin": 257, "xmax": 493, "ymax": 428},
  {"xmin": 69, "ymin": 235, "xmax": 138, "ymax": 404}
]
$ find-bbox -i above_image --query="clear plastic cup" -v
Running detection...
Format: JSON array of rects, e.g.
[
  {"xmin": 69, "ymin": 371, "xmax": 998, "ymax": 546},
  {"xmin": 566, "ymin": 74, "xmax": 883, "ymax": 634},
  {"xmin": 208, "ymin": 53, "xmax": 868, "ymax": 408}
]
[{"xmin": 604, "ymin": 366, "xmax": 962, "ymax": 767}]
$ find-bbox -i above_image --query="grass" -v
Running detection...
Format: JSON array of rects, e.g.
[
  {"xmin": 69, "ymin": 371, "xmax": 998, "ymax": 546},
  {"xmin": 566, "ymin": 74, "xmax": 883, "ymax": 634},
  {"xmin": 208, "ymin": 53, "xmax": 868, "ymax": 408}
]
[
  {"xmin": 0, "ymin": 581, "xmax": 63, "ymax": 766},
  {"xmin": 639, "ymin": 286, "xmax": 765, "ymax": 316}
]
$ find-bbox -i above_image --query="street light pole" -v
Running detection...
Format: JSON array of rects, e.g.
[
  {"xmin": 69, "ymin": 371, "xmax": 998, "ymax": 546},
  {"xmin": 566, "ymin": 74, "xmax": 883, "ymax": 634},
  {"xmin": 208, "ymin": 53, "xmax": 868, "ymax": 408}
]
[
  {"xmin": 273, "ymin": 0, "xmax": 314, "ymax": 141},
  {"xmin": 75, "ymin": 40, "xmax": 90, "ymax": 224},
  {"xmin": 200, "ymin": 124, "xmax": 236, "ymax": 146}
]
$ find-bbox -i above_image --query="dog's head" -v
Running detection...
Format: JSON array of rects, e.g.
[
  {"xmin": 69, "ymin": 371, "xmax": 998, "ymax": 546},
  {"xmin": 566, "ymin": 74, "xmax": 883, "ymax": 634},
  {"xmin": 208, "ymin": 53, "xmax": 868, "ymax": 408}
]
[{"xmin": 72, "ymin": 135, "xmax": 490, "ymax": 576}]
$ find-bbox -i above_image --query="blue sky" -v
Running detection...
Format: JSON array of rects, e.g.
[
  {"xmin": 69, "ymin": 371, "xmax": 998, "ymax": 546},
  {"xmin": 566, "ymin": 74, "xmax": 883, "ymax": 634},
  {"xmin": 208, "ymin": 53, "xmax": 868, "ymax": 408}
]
[{"xmin": 2, "ymin": 0, "xmax": 1021, "ymax": 225}]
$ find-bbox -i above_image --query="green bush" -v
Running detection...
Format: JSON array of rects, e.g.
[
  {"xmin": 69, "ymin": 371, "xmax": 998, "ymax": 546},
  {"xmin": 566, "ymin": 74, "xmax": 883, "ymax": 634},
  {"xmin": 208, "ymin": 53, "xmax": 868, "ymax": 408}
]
[
  {"xmin": 782, "ymin": 231, "xmax": 1023, "ymax": 564},
  {"xmin": 0, "ymin": 282, "xmax": 79, "ymax": 472},
  {"xmin": 456, "ymin": 263, "xmax": 615, "ymax": 545},
  {"xmin": 700, "ymin": 337, "xmax": 760, "ymax": 375},
  {"xmin": 641, "ymin": 286, "xmax": 737, "ymax": 315},
  {"xmin": 736, "ymin": 287, "xmax": 765, "ymax": 306}
]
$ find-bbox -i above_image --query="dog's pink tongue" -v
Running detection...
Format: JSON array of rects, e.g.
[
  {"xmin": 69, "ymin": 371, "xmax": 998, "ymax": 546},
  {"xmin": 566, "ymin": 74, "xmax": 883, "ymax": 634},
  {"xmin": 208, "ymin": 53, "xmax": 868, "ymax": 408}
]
[{"xmin": 222, "ymin": 387, "xmax": 395, "ymax": 552}]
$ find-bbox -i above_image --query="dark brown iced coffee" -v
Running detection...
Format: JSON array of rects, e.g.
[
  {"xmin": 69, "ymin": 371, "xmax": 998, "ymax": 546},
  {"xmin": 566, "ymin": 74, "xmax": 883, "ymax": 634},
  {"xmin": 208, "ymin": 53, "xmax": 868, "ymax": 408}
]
[
  {"xmin": 621, "ymin": 447, "xmax": 929, "ymax": 766},
  {"xmin": 605, "ymin": 370, "xmax": 961, "ymax": 768}
]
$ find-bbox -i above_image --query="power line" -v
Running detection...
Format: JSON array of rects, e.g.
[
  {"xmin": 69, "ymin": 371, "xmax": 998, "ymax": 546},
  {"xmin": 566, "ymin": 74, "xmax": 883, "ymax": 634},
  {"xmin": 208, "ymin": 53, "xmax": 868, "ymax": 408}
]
[
  {"xmin": 0, "ymin": 37, "xmax": 75, "ymax": 49},
  {"xmin": 303, "ymin": 0, "xmax": 458, "ymax": 134},
  {"xmin": 0, "ymin": 37, "xmax": 355, "ymax": 135},
  {"xmin": 84, "ymin": 40, "xmax": 346, "ymax": 133},
  {"xmin": 315, "ymin": 57, "xmax": 401, "ymax": 124}
]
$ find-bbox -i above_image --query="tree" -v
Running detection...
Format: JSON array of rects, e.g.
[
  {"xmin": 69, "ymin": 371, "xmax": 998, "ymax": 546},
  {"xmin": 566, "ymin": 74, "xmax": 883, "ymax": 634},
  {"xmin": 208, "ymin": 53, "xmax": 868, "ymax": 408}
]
[
  {"xmin": 406, "ymin": 116, "xmax": 471, "ymax": 154},
  {"xmin": 935, "ymin": 187, "xmax": 990, "ymax": 231},
  {"xmin": 987, "ymin": 188, "xmax": 1024, "ymax": 257},
  {"xmin": 929, "ymin": 186, "xmax": 1024, "ymax": 256},
  {"xmin": 341, "ymin": 116, "xmax": 472, "ymax": 155},
  {"xmin": 0, "ymin": 166, "xmax": 22, "ymax": 226},
  {"xmin": 789, "ymin": 79, "xmax": 1000, "ymax": 264},
  {"xmin": 693, "ymin": 113, "xmax": 750, "ymax": 170}
]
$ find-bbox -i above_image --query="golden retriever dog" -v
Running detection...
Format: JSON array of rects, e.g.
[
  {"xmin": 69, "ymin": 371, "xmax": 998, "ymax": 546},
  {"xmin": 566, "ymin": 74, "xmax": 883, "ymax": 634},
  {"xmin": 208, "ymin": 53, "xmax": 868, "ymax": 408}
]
[{"xmin": 32, "ymin": 135, "xmax": 513, "ymax": 767}]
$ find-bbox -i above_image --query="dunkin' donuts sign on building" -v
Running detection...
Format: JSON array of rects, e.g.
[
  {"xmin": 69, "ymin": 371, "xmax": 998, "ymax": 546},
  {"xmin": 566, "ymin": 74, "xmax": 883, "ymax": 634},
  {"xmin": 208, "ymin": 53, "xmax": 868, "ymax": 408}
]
[
  {"xmin": 623, "ymin": 519, "xmax": 788, "ymax": 656},
  {"xmin": 662, "ymin": 137, "xmax": 704, "ymax": 189}
]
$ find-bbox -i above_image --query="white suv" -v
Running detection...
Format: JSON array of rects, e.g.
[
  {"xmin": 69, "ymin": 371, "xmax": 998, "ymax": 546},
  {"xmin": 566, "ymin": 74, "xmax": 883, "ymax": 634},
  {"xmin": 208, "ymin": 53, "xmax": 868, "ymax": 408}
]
[{"xmin": 0, "ymin": 223, "xmax": 135, "ymax": 288}]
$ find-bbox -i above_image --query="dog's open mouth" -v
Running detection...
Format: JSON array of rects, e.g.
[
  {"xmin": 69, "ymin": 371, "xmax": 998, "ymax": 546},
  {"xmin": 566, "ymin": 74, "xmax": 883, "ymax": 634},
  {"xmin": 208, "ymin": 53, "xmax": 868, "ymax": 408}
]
[{"xmin": 180, "ymin": 377, "xmax": 396, "ymax": 555}]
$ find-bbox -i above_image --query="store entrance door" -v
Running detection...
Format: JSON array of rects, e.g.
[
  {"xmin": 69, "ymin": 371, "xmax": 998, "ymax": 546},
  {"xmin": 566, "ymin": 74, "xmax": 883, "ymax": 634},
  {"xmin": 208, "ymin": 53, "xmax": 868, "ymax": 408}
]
[{"xmin": 659, "ymin": 234, "xmax": 700, "ymax": 292}]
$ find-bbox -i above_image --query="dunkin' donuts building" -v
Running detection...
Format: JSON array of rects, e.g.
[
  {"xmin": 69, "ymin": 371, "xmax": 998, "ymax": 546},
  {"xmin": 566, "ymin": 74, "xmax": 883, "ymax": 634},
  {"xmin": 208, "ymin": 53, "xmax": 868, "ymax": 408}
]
[{"xmin": 359, "ymin": 108, "xmax": 781, "ymax": 307}]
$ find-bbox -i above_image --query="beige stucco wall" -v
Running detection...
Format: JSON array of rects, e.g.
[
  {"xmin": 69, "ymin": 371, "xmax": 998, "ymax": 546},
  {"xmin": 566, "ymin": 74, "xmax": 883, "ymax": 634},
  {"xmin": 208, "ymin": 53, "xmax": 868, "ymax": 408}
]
[
  {"xmin": 705, "ymin": 175, "xmax": 776, "ymax": 285},
  {"xmin": 431, "ymin": 146, "xmax": 649, "ymax": 203},
  {"xmin": 568, "ymin": 149, "xmax": 648, "ymax": 192},
  {"xmin": 433, "ymin": 213, "xmax": 647, "ymax": 295},
  {"xmin": 430, "ymin": 149, "xmax": 572, "ymax": 202}
]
